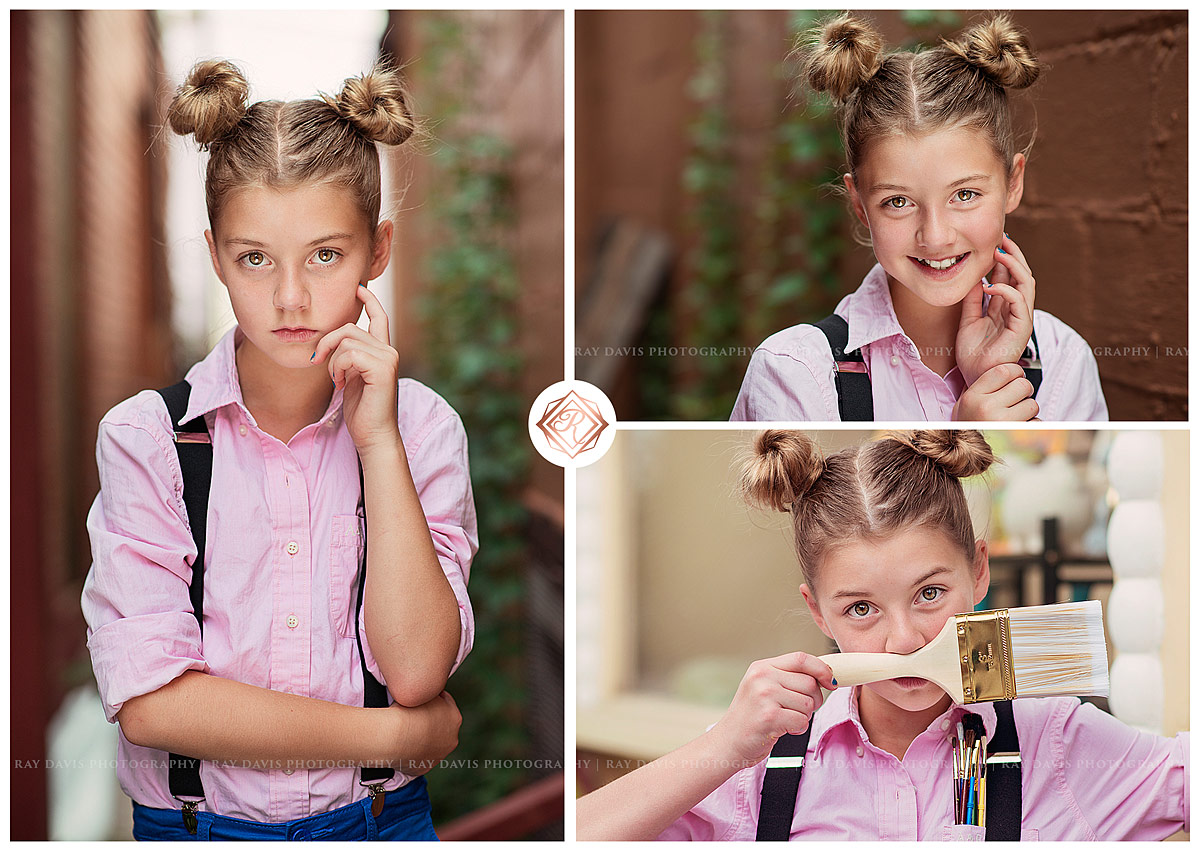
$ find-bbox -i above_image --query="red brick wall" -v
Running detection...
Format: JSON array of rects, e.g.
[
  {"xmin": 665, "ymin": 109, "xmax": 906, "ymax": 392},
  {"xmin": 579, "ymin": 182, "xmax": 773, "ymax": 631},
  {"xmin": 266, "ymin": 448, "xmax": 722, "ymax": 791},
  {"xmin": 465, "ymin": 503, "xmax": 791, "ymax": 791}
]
[
  {"xmin": 388, "ymin": 10, "xmax": 565, "ymax": 507},
  {"xmin": 575, "ymin": 10, "xmax": 1188, "ymax": 420}
]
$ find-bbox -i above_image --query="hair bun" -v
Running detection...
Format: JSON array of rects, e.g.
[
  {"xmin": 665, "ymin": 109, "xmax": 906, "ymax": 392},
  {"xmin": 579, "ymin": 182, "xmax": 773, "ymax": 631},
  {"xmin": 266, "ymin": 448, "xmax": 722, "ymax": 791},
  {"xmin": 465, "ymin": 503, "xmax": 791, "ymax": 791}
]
[
  {"xmin": 740, "ymin": 431, "xmax": 825, "ymax": 513},
  {"xmin": 167, "ymin": 59, "xmax": 250, "ymax": 148},
  {"xmin": 948, "ymin": 14, "xmax": 1040, "ymax": 90},
  {"xmin": 326, "ymin": 62, "xmax": 417, "ymax": 146},
  {"xmin": 898, "ymin": 430, "xmax": 995, "ymax": 479},
  {"xmin": 803, "ymin": 13, "xmax": 885, "ymax": 102}
]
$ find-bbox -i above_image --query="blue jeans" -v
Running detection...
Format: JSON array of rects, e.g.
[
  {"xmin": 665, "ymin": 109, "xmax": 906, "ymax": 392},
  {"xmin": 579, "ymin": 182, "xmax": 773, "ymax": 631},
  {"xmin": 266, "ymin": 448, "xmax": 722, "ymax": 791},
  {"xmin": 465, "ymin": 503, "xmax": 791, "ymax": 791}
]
[{"xmin": 131, "ymin": 776, "xmax": 438, "ymax": 841}]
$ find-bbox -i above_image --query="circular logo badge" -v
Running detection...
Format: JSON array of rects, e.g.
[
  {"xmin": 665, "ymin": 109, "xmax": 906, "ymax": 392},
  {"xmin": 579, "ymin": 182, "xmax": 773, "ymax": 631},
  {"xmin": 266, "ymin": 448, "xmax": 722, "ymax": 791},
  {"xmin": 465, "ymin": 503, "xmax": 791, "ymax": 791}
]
[{"xmin": 528, "ymin": 380, "xmax": 616, "ymax": 468}]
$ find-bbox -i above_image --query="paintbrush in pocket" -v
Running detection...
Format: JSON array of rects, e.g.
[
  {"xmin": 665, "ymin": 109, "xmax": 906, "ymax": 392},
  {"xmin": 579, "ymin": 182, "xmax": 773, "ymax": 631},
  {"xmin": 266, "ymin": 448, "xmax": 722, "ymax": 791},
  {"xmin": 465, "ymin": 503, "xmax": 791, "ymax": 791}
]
[{"xmin": 820, "ymin": 601, "xmax": 1109, "ymax": 703}]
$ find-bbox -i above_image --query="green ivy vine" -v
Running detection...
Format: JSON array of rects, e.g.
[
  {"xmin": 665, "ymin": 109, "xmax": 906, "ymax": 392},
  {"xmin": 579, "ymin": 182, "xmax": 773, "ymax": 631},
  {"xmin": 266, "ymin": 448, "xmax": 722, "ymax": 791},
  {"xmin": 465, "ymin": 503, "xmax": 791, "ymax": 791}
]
[{"xmin": 410, "ymin": 11, "xmax": 533, "ymax": 826}]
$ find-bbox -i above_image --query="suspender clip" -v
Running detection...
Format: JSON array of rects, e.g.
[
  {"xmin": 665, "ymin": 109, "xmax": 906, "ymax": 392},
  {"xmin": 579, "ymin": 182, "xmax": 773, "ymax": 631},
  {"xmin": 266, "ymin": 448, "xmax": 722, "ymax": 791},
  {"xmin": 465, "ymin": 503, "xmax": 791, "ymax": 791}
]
[
  {"xmin": 174, "ymin": 798, "xmax": 202, "ymax": 835},
  {"xmin": 365, "ymin": 782, "xmax": 387, "ymax": 817}
]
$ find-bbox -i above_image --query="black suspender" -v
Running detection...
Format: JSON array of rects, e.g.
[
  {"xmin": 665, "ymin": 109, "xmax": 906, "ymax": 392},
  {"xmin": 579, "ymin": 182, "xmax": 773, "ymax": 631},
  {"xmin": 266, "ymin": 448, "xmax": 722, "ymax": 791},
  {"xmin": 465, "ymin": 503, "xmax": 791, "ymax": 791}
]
[
  {"xmin": 756, "ymin": 729, "xmax": 812, "ymax": 841},
  {"xmin": 813, "ymin": 315, "xmax": 873, "ymax": 422},
  {"xmin": 755, "ymin": 700, "xmax": 1021, "ymax": 840},
  {"xmin": 812, "ymin": 314, "xmax": 1042, "ymax": 421},
  {"xmin": 156, "ymin": 380, "xmax": 394, "ymax": 833},
  {"xmin": 980, "ymin": 700, "xmax": 1022, "ymax": 841}
]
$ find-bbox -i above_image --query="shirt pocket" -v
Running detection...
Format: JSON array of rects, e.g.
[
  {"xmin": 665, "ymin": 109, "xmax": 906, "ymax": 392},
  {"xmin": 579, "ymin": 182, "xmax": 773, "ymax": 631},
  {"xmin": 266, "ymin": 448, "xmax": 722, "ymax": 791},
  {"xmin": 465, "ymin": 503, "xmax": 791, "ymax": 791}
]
[
  {"xmin": 940, "ymin": 826, "xmax": 1039, "ymax": 841},
  {"xmin": 329, "ymin": 514, "xmax": 365, "ymax": 639},
  {"xmin": 941, "ymin": 825, "xmax": 986, "ymax": 841}
]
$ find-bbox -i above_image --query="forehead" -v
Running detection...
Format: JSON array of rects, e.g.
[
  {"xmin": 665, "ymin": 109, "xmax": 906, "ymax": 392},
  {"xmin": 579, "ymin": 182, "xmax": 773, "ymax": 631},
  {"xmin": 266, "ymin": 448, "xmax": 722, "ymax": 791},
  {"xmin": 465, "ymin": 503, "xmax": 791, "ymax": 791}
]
[
  {"xmin": 856, "ymin": 127, "xmax": 1007, "ymax": 189},
  {"xmin": 818, "ymin": 526, "xmax": 972, "ymax": 596},
  {"xmin": 216, "ymin": 182, "xmax": 369, "ymax": 239}
]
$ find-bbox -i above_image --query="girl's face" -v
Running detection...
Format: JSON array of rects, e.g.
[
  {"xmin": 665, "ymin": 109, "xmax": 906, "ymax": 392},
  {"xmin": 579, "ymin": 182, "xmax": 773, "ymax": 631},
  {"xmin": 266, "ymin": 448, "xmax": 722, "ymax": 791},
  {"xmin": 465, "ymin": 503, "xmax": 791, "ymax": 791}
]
[
  {"xmin": 801, "ymin": 526, "xmax": 990, "ymax": 713},
  {"xmin": 844, "ymin": 126, "xmax": 1025, "ymax": 309},
  {"xmin": 204, "ymin": 183, "xmax": 391, "ymax": 371}
]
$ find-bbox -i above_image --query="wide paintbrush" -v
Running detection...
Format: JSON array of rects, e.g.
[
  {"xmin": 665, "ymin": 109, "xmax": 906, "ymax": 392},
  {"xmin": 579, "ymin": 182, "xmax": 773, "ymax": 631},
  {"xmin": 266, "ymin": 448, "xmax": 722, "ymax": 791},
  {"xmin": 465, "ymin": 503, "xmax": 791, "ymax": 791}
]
[{"xmin": 819, "ymin": 601, "xmax": 1109, "ymax": 703}]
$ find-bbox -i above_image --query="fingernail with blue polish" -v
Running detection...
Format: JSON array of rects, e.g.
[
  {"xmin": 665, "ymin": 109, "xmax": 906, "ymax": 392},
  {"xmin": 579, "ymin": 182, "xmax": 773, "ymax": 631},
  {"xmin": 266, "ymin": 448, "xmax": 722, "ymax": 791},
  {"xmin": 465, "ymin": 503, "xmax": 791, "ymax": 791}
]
[
  {"xmin": 998, "ymin": 248, "xmax": 1007, "ymax": 254},
  {"xmin": 310, "ymin": 351, "xmax": 316, "ymax": 361},
  {"xmin": 832, "ymin": 678, "xmax": 838, "ymax": 687},
  {"xmin": 359, "ymin": 281, "xmax": 367, "ymax": 287}
]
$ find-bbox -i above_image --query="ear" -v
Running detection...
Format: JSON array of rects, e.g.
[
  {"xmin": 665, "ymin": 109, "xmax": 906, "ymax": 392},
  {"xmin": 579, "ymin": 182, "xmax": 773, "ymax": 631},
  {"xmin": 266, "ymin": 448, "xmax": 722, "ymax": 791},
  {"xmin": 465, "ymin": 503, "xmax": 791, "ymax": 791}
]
[
  {"xmin": 204, "ymin": 229, "xmax": 228, "ymax": 288},
  {"xmin": 970, "ymin": 539, "xmax": 991, "ymax": 606},
  {"xmin": 843, "ymin": 173, "xmax": 870, "ymax": 231},
  {"xmin": 1003, "ymin": 153, "xmax": 1026, "ymax": 215},
  {"xmin": 366, "ymin": 220, "xmax": 394, "ymax": 281},
  {"xmin": 800, "ymin": 583, "xmax": 835, "ymax": 642}
]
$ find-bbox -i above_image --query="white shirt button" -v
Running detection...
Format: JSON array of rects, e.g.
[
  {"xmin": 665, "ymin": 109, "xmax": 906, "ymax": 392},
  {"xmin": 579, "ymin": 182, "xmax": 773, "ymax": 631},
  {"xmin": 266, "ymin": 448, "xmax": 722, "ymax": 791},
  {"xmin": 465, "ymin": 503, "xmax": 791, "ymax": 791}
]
[
  {"xmin": 239, "ymin": 424, "xmax": 247, "ymax": 436},
  {"xmin": 856, "ymin": 745, "xmax": 864, "ymax": 757},
  {"xmin": 286, "ymin": 614, "xmax": 299, "ymax": 629},
  {"xmin": 941, "ymin": 720, "xmax": 950, "ymax": 731},
  {"xmin": 891, "ymin": 355, "xmax": 900, "ymax": 366},
  {"xmin": 283, "ymin": 768, "xmax": 294, "ymax": 776},
  {"xmin": 286, "ymin": 541, "xmax": 299, "ymax": 556}
]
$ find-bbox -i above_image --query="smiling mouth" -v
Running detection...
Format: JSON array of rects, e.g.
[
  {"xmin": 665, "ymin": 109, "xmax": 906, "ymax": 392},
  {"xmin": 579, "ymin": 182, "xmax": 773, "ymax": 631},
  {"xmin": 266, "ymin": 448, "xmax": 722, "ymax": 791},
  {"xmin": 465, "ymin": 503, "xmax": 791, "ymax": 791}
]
[{"xmin": 911, "ymin": 252, "xmax": 968, "ymax": 271}]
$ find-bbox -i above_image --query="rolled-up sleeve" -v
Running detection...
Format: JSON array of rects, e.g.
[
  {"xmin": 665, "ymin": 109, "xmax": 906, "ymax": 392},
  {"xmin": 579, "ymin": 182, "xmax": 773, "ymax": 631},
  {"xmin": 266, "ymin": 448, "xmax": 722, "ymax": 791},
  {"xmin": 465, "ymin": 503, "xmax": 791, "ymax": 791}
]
[
  {"xmin": 82, "ymin": 395, "xmax": 210, "ymax": 723},
  {"xmin": 1057, "ymin": 699, "xmax": 1188, "ymax": 839},
  {"xmin": 360, "ymin": 388, "xmax": 478, "ymax": 683}
]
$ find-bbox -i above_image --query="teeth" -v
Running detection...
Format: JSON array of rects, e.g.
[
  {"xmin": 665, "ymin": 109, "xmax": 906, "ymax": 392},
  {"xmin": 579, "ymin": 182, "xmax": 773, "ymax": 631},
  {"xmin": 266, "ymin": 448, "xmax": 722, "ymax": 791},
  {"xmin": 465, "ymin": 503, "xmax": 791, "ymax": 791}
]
[{"xmin": 918, "ymin": 254, "xmax": 964, "ymax": 270}]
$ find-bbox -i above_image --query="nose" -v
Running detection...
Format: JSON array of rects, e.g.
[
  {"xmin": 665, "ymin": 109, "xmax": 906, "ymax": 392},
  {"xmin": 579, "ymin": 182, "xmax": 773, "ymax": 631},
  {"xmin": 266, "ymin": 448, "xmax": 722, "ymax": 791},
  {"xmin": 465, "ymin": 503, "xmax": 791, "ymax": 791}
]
[
  {"xmin": 273, "ymin": 266, "xmax": 310, "ymax": 312},
  {"xmin": 883, "ymin": 614, "xmax": 929, "ymax": 656},
  {"xmin": 916, "ymin": 206, "xmax": 954, "ymax": 250}
]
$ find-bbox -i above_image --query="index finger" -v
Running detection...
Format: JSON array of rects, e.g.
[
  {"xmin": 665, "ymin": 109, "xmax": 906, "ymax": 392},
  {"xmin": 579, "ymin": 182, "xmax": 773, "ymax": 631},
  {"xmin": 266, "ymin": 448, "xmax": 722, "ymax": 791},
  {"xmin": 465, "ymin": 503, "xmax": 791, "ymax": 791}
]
[
  {"xmin": 773, "ymin": 651, "xmax": 837, "ymax": 688},
  {"xmin": 356, "ymin": 283, "xmax": 391, "ymax": 345}
]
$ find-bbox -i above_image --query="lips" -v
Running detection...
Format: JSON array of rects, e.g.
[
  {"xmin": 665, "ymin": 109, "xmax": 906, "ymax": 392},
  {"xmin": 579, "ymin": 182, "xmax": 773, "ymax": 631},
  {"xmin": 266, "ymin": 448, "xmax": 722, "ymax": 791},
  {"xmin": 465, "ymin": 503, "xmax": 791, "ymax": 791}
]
[
  {"xmin": 272, "ymin": 327, "xmax": 319, "ymax": 343},
  {"xmin": 891, "ymin": 677, "xmax": 931, "ymax": 689},
  {"xmin": 908, "ymin": 252, "xmax": 970, "ymax": 278}
]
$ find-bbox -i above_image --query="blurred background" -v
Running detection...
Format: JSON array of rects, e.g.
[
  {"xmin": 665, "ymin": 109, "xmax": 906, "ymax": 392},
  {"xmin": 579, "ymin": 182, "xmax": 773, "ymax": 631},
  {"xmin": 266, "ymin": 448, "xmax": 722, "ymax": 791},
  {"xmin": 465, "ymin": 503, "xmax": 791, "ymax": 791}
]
[
  {"xmin": 576, "ymin": 429, "xmax": 1188, "ymax": 840},
  {"xmin": 576, "ymin": 10, "xmax": 1187, "ymax": 420},
  {"xmin": 12, "ymin": 9, "xmax": 564, "ymax": 840}
]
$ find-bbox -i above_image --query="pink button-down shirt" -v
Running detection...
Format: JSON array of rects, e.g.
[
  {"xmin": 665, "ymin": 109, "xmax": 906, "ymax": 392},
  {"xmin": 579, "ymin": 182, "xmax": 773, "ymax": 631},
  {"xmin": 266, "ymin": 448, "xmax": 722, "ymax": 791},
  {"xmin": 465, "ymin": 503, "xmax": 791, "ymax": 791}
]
[
  {"xmin": 730, "ymin": 264, "xmax": 1109, "ymax": 422},
  {"xmin": 82, "ymin": 327, "xmax": 477, "ymax": 822},
  {"xmin": 660, "ymin": 686, "xmax": 1188, "ymax": 841}
]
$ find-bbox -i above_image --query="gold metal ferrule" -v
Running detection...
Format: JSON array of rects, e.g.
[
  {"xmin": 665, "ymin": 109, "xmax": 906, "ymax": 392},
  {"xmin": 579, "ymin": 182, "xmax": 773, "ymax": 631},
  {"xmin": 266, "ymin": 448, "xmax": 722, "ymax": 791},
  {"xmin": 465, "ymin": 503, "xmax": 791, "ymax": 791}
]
[{"xmin": 955, "ymin": 609, "xmax": 1016, "ymax": 703}]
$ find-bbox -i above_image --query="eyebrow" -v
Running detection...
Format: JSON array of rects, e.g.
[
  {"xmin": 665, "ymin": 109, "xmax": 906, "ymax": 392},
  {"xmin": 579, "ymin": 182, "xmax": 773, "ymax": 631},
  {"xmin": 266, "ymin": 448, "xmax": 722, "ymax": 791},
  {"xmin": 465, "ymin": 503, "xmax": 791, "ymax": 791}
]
[
  {"xmin": 830, "ymin": 566, "xmax": 956, "ymax": 600},
  {"xmin": 222, "ymin": 233, "xmax": 355, "ymax": 248},
  {"xmin": 867, "ymin": 174, "xmax": 994, "ymax": 195}
]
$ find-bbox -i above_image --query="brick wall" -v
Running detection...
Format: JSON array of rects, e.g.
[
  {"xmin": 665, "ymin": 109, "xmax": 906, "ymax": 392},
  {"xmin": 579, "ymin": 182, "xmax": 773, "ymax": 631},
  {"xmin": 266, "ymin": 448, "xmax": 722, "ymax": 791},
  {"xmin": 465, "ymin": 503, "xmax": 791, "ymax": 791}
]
[
  {"xmin": 575, "ymin": 10, "xmax": 1188, "ymax": 420},
  {"xmin": 388, "ymin": 10, "xmax": 565, "ymax": 506}
]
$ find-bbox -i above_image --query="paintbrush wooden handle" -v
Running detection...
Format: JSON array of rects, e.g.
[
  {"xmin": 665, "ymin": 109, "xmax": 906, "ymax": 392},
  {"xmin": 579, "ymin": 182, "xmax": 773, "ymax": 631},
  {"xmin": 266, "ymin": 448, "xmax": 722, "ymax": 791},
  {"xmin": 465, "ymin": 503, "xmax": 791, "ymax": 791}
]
[{"xmin": 819, "ymin": 652, "xmax": 920, "ymax": 686}]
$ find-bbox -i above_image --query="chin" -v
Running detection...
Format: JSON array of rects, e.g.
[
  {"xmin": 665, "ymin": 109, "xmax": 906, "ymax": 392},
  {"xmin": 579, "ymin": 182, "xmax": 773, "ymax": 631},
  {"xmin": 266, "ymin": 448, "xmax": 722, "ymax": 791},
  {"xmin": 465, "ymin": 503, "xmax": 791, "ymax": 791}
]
[{"xmin": 867, "ymin": 679, "xmax": 949, "ymax": 712}]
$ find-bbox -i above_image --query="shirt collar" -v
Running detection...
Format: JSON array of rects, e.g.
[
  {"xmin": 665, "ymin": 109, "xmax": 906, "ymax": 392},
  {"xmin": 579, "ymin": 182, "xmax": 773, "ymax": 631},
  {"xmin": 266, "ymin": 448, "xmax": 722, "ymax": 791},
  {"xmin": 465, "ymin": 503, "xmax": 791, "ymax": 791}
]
[
  {"xmin": 811, "ymin": 685, "xmax": 1000, "ymax": 755},
  {"xmin": 179, "ymin": 326, "xmax": 345, "ymax": 427},
  {"xmin": 841, "ymin": 263, "xmax": 908, "ymax": 354}
]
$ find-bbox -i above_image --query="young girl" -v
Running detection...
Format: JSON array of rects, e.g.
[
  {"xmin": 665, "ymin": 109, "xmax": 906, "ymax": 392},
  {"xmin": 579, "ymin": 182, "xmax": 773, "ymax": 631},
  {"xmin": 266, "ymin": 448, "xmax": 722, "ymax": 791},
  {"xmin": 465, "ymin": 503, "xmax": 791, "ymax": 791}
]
[
  {"xmin": 82, "ymin": 59, "xmax": 477, "ymax": 840},
  {"xmin": 730, "ymin": 14, "xmax": 1108, "ymax": 422},
  {"xmin": 576, "ymin": 430, "xmax": 1186, "ymax": 840}
]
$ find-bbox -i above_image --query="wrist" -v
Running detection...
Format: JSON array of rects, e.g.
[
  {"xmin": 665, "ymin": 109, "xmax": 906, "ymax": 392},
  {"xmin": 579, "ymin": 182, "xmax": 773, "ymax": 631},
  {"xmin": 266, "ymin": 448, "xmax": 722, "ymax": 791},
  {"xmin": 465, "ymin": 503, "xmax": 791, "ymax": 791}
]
[{"xmin": 356, "ymin": 432, "xmax": 405, "ymax": 468}]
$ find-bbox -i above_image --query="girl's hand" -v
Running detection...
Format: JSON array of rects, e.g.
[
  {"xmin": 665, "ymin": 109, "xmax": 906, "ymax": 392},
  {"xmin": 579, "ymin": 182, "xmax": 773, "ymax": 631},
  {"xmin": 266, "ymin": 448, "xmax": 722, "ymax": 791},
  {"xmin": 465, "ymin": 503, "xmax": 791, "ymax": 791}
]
[
  {"xmin": 952, "ymin": 362, "xmax": 1039, "ymax": 421},
  {"xmin": 705, "ymin": 652, "xmax": 835, "ymax": 768},
  {"xmin": 311, "ymin": 285, "xmax": 400, "ymax": 456},
  {"xmin": 383, "ymin": 691, "xmax": 462, "ymax": 775},
  {"xmin": 955, "ymin": 234, "xmax": 1036, "ymax": 387}
]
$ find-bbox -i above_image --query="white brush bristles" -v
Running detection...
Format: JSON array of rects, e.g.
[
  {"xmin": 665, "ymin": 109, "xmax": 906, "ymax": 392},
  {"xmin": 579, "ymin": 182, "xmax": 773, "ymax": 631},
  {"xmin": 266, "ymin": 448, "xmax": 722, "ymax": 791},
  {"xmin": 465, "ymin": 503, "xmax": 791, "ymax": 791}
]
[{"xmin": 1009, "ymin": 601, "xmax": 1110, "ymax": 698}]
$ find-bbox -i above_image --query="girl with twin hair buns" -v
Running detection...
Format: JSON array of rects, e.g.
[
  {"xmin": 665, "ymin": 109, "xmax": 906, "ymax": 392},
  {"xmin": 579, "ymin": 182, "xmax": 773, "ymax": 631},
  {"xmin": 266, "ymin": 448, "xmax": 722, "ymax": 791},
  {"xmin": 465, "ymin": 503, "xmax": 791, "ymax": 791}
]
[
  {"xmin": 731, "ymin": 13, "xmax": 1108, "ymax": 422},
  {"xmin": 82, "ymin": 59, "xmax": 476, "ymax": 839},
  {"xmin": 577, "ymin": 430, "xmax": 1186, "ymax": 840}
]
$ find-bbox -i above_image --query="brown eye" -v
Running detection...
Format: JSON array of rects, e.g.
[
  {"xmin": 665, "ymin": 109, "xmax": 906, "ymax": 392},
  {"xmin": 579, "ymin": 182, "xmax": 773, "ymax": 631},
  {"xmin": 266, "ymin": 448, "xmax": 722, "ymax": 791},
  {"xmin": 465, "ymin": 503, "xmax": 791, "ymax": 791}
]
[
  {"xmin": 921, "ymin": 587, "xmax": 941, "ymax": 602},
  {"xmin": 955, "ymin": 189, "xmax": 978, "ymax": 202},
  {"xmin": 851, "ymin": 602, "xmax": 871, "ymax": 617},
  {"xmin": 886, "ymin": 197, "xmax": 907, "ymax": 209},
  {"xmin": 245, "ymin": 251, "xmax": 265, "ymax": 267},
  {"xmin": 316, "ymin": 248, "xmax": 336, "ymax": 264}
]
